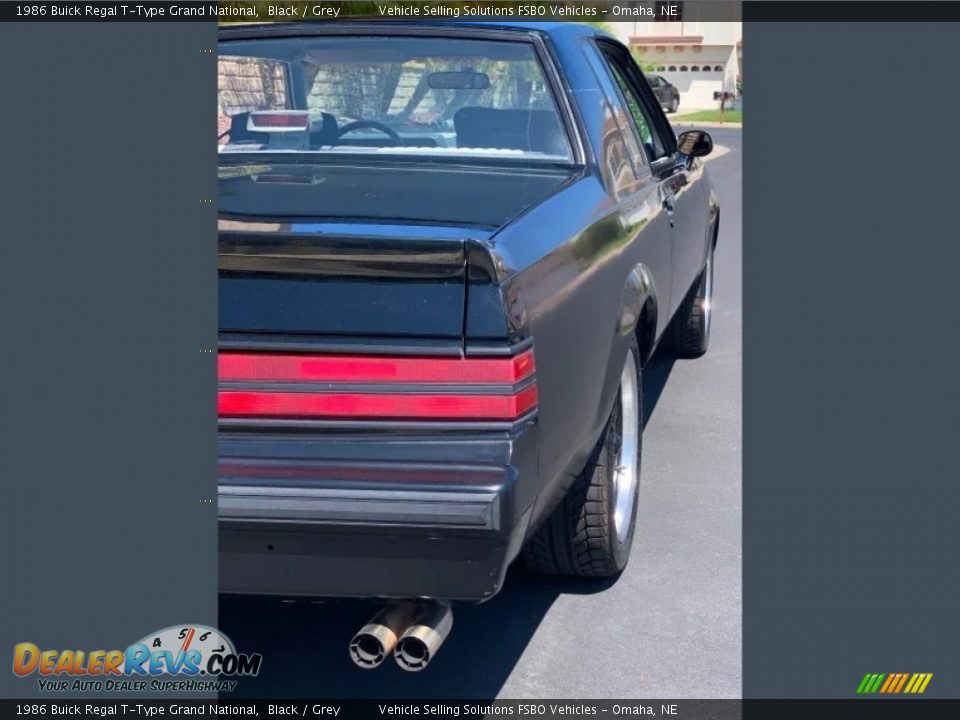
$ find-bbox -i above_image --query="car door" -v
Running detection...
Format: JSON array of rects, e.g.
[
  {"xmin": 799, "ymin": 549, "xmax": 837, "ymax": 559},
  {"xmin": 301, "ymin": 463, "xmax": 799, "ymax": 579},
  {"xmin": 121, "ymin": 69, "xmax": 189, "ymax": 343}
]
[
  {"xmin": 589, "ymin": 43, "xmax": 673, "ymax": 332},
  {"xmin": 652, "ymin": 75, "xmax": 669, "ymax": 105},
  {"xmin": 663, "ymin": 78, "xmax": 679, "ymax": 104},
  {"xmin": 600, "ymin": 43, "xmax": 709, "ymax": 315},
  {"xmin": 646, "ymin": 75, "xmax": 662, "ymax": 102}
]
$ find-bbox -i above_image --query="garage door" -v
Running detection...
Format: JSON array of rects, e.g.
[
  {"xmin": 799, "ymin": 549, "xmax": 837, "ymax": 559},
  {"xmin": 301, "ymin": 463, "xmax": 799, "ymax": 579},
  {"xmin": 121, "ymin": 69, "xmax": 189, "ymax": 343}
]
[{"xmin": 660, "ymin": 70, "xmax": 724, "ymax": 110}]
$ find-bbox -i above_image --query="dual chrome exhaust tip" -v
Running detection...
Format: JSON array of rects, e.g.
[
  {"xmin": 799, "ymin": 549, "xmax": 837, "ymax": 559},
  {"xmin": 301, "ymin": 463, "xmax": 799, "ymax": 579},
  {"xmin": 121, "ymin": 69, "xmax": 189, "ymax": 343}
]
[{"xmin": 349, "ymin": 602, "xmax": 453, "ymax": 672}]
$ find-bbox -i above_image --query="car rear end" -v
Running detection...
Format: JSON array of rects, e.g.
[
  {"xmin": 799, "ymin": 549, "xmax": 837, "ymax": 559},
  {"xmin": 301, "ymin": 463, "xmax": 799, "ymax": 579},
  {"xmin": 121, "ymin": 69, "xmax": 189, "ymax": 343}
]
[
  {"xmin": 216, "ymin": 25, "xmax": 577, "ymax": 602},
  {"xmin": 218, "ymin": 338, "xmax": 541, "ymax": 602}
]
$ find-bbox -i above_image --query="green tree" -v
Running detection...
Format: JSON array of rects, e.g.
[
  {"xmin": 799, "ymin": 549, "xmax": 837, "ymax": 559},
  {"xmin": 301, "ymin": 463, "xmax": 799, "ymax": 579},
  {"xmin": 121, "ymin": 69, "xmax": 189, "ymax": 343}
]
[{"xmin": 630, "ymin": 50, "xmax": 661, "ymax": 74}]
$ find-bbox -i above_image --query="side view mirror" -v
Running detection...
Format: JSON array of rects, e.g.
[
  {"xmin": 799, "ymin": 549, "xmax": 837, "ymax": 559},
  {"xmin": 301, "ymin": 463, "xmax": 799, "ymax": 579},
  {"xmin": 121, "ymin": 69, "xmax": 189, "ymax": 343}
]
[{"xmin": 677, "ymin": 130, "xmax": 713, "ymax": 158}]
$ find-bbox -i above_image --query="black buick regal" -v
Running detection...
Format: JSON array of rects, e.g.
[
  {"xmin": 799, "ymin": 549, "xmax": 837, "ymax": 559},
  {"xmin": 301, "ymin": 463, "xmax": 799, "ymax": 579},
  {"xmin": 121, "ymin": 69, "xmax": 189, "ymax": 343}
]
[{"xmin": 217, "ymin": 21, "xmax": 718, "ymax": 671}]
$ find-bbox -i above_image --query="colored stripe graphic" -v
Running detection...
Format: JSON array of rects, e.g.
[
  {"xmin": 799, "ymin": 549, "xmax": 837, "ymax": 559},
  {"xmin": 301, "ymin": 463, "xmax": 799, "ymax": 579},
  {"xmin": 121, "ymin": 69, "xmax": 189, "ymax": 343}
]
[
  {"xmin": 858, "ymin": 672, "xmax": 933, "ymax": 694},
  {"xmin": 905, "ymin": 673, "xmax": 933, "ymax": 694},
  {"xmin": 857, "ymin": 673, "xmax": 885, "ymax": 693},
  {"xmin": 881, "ymin": 673, "xmax": 901, "ymax": 693}
]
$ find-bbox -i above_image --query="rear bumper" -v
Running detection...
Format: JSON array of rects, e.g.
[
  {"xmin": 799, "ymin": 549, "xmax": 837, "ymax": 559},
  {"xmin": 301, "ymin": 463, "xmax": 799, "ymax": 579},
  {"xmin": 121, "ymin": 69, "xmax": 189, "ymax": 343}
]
[{"xmin": 218, "ymin": 423, "xmax": 539, "ymax": 602}]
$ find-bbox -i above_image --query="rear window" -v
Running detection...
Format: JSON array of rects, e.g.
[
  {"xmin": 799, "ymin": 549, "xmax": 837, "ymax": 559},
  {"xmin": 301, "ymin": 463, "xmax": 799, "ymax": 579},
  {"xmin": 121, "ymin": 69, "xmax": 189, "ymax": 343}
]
[{"xmin": 217, "ymin": 36, "xmax": 573, "ymax": 163}]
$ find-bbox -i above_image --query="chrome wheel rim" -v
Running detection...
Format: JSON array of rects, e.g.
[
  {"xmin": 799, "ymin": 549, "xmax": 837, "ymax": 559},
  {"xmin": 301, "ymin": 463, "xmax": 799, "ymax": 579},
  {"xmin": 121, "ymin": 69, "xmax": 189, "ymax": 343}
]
[
  {"xmin": 702, "ymin": 252, "xmax": 714, "ymax": 336},
  {"xmin": 612, "ymin": 352, "xmax": 641, "ymax": 544}
]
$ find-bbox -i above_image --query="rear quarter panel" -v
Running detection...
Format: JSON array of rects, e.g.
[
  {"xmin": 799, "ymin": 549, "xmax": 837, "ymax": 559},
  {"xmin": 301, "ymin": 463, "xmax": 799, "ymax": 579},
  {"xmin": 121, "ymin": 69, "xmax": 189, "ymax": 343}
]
[
  {"xmin": 493, "ymin": 171, "xmax": 669, "ymax": 528},
  {"xmin": 485, "ymin": 30, "xmax": 676, "ymax": 524}
]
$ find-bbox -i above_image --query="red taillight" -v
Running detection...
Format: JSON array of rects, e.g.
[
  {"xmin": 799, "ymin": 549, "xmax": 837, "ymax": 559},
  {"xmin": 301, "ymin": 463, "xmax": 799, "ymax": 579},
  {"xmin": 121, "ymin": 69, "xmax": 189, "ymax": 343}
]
[
  {"xmin": 218, "ymin": 350, "xmax": 537, "ymax": 422},
  {"xmin": 247, "ymin": 111, "xmax": 310, "ymax": 130},
  {"xmin": 218, "ymin": 386, "xmax": 537, "ymax": 421},
  {"xmin": 219, "ymin": 350, "xmax": 535, "ymax": 385}
]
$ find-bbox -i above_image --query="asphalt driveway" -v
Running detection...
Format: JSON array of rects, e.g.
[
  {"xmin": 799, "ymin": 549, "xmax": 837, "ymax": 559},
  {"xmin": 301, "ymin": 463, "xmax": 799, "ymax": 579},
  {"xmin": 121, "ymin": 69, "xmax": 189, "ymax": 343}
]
[{"xmin": 220, "ymin": 126, "xmax": 743, "ymax": 699}]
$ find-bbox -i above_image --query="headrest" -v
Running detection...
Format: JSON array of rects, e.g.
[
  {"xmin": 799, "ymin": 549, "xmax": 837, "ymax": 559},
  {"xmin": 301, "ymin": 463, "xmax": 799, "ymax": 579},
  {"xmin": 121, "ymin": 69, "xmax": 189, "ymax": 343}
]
[{"xmin": 454, "ymin": 107, "xmax": 567, "ymax": 156}]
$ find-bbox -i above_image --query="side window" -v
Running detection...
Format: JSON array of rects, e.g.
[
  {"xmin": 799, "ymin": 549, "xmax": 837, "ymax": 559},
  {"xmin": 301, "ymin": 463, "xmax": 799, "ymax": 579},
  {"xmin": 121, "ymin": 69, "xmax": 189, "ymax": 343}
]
[{"xmin": 601, "ymin": 50, "xmax": 668, "ymax": 162}]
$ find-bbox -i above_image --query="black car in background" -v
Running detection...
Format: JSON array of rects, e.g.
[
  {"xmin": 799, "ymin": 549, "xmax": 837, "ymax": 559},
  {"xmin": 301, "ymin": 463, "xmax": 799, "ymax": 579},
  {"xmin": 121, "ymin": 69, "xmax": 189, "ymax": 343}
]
[{"xmin": 647, "ymin": 74, "xmax": 681, "ymax": 113}]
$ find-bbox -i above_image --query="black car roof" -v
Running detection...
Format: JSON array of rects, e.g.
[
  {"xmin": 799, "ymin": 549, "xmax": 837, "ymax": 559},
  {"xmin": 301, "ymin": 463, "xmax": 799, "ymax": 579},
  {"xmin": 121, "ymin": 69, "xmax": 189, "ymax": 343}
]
[
  {"xmin": 442, "ymin": 21, "xmax": 603, "ymax": 34},
  {"xmin": 219, "ymin": 21, "xmax": 611, "ymax": 41}
]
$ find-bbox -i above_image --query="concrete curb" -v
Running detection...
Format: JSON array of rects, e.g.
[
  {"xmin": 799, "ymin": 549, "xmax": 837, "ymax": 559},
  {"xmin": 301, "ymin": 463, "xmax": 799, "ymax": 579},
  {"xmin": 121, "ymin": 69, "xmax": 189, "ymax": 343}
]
[{"xmin": 703, "ymin": 145, "xmax": 731, "ymax": 162}]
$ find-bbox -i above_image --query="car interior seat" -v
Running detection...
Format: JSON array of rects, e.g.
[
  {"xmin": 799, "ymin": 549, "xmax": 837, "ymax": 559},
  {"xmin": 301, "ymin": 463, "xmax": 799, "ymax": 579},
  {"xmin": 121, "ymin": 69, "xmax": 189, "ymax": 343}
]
[
  {"xmin": 454, "ymin": 107, "xmax": 568, "ymax": 156},
  {"xmin": 309, "ymin": 112, "xmax": 340, "ymax": 147}
]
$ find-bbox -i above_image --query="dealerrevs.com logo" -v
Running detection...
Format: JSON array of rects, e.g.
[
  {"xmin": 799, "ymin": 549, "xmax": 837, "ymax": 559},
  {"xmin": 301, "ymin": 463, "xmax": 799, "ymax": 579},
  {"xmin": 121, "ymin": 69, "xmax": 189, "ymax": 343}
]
[{"xmin": 12, "ymin": 625, "xmax": 262, "ymax": 693}]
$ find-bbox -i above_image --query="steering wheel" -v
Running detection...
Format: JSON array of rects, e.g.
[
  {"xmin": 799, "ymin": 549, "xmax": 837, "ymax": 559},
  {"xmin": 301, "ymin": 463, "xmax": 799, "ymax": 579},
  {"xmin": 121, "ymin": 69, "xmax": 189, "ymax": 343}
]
[{"xmin": 333, "ymin": 121, "xmax": 403, "ymax": 147}]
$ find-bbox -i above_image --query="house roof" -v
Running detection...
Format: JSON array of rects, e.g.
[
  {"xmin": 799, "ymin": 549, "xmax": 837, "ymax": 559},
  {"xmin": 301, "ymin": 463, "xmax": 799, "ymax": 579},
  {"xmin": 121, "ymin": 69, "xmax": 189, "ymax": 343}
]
[{"xmin": 630, "ymin": 35, "xmax": 704, "ymax": 46}]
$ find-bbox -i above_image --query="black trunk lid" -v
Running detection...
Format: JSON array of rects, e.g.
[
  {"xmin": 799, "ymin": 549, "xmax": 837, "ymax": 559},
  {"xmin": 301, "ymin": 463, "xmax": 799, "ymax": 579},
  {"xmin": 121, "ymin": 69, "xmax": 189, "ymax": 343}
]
[{"xmin": 218, "ymin": 161, "xmax": 570, "ymax": 342}]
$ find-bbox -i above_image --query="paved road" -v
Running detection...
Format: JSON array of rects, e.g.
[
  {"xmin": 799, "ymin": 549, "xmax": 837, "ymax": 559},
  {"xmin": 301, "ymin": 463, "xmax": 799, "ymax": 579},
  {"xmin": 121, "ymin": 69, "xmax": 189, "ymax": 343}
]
[{"xmin": 220, "ymin": 127, "xmax": 742, "ymax": 699}]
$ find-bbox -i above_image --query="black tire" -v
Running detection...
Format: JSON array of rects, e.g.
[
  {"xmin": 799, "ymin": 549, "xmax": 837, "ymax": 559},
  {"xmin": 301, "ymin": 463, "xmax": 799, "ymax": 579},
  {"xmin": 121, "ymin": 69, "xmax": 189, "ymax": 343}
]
[
  {"xmin": 666, "ymin": 249, "xmax": 714, "ymax": 358},
  {"xmin": 668, "ymin": 95, "xmax": 679, "ymax": 113},
  {"xmin": 523, "ymin": 338, "xmax": 642, "ymax": 578}
]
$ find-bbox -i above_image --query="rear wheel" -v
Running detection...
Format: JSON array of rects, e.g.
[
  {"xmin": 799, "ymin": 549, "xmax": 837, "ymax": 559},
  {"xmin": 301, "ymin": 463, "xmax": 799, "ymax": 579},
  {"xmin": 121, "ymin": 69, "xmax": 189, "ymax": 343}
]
[
  {"xmin": 523, "ymin": 339, "xmax": 642, "ymax": 577},
  {"xmin": 668, "ymin": 95, "xmax": 679, "ymax": 113},
  {"xmin": 666, "ymin": 249, "xmax": 714, "ymax": 357}
]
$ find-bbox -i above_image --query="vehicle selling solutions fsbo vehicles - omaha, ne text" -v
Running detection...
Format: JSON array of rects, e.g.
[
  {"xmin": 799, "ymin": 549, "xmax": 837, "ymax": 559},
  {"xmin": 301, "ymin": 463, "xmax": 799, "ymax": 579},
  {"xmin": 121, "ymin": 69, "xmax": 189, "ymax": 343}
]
[{"xmin": 216, "ymin": 22, "xmax": 719, "ymax": 670}]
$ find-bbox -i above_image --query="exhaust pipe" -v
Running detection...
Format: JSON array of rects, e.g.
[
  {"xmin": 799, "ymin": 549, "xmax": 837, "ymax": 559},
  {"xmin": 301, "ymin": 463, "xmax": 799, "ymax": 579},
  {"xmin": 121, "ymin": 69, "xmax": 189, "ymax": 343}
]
[
  {"xmin": 394, "ymin": 602, "xmax": 453, "ymax": 672},
  {"xmin": 349, "ymin": 604, "xmax": 419, "ymax": 669}
]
